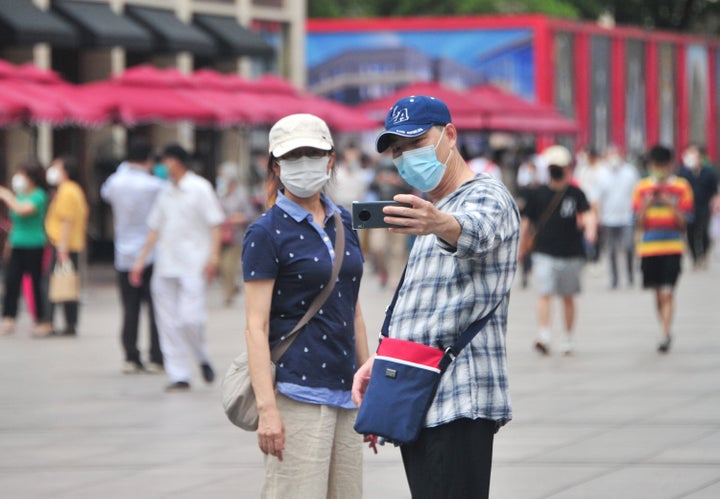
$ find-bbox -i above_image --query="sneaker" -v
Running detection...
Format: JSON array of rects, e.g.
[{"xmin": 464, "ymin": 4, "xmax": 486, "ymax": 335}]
[
  {"xmin": 534, "ymin": 340, "xmax": 550, "ymax": 355},
  {"xmin": 200, "ymin": 363, "xmax": 215, "ymax": 384},
  {"xmin": 122, "ymin": 361, "xmax": 144, "ymax": 374},
  {"xmin": 165, "ymin": 381, "xmax": 191, "ymax": 392},
  {"xmin": 145, "ymin": 362, "xmax": 164, "ymax": 374},
  {"xmin": 658, "ymin": 336, "xmax": 672, "ymax": 353},
  {"xmin": 559, "ymin": 339, "xmax": 574, "ymax": 356}
]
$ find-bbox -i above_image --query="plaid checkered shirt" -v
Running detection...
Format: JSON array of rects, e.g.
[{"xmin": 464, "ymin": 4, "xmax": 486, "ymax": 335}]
[{"xmin": 386, "ymin": 175, "xmax": 519, "ymax": 429}]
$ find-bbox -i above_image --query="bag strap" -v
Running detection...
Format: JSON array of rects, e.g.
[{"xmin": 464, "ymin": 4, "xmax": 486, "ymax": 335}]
[
  {"xmin": 438, "ymin": 302, "xmax": 501, "ymax": 371},
  {"xmin": 270, "ymin": 211, "xmax": 345, "ymax": 363},
  {"xmin": 534, "ymin": 185, "xmax": 568, "ymax": 233},
  {"xmin": 380, "ymin": 265, "xmax": 503, "ymax": 372}
]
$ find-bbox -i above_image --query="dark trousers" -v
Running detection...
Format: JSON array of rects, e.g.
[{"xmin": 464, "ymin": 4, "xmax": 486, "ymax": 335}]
[
  {"xmin": 117, "ymin": 266, "xmax": 163, "ymax": 365},
  {"xmin": 603, "ymin": 225, "xmax": 634, "ymax": 287},
  {"xmin": 687, "ymin": 213, "xmax": 711, "ymax": 263},
  {"xmin": 2, "ymin": 247, "xmax": 45, "ymax": 322},
  {"xmin": 45, "ymin": 248, "xmax": 80, "ymax": 329},
  {"xmin": 401, "ymin": 418, "xmax": 496, "ymax": 499}
]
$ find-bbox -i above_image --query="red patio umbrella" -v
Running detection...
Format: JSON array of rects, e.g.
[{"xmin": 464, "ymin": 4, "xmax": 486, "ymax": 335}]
[
  {"xmin": 468, "ymin": 85, "xmax": 578, "ymax": 134},
  {"xmin": 77, "ymin": 65, "xmax": 222, "ymax": 126},
  {"xmin": 356, "ymin": 81, "xmax": 475, "ymax": 123},
  {"xmin": 0, "ymin": 61, "xmax": 110, "ymax": 125},
  {"xmin": 357, "ymin": 81, "xmax": 578, "ymax": 134},
  {"xmin": 78, "ymin": 81, "xmax": 220, "ymax": 126}
]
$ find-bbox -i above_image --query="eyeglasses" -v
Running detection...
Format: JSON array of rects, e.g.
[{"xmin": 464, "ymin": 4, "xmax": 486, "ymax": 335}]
[{"xmin": 279, "ymin": 148, "xmax": 330, "ymax": 161}]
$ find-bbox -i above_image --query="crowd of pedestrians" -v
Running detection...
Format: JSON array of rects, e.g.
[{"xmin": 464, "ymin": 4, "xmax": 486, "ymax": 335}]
[
  {"xmin": 1, "ymin": 100, "xmax": 719, "ymax": 498},
  {"xmin": 516, "ymin": 141, "xmax": 718, "ymax": 356}
]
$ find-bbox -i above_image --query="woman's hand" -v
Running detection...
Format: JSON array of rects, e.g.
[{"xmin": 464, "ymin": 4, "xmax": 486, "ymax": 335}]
[
  {"xmin": 351, "ymin": 355, "xmax": 375, "ymax": 407},
  {"xmin": 257, "ymin": 406, "xmax": 285, "ymax": 461}
]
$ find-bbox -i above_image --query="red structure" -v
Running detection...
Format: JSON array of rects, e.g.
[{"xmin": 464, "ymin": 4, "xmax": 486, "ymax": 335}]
[{"xmin": 308, "ymin": 15, "xmax": 720, "ymax": 160}]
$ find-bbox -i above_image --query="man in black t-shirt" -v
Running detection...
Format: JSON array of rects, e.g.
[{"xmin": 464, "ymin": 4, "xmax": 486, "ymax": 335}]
[{"xmin": 518, "ymin": 145, "xmax": 597, "ymax": 355}]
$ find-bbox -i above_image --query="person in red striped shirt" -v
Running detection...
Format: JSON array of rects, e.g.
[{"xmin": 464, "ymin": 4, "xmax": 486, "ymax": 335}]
[{"xmin": 632, "ymin": 145, "xmax": 694, "ymax": 353}]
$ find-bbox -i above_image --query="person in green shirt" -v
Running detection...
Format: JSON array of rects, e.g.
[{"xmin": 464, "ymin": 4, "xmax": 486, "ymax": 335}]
[{"xmin": 0, "ymin": 162, "xmax": 53, "ymax": 336}]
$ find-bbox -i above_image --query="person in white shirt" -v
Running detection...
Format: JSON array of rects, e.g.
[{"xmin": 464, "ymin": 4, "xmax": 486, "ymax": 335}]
[
  {"xmin": 596, "ymin": 146, "xmax": 640, "ymax": 288},
  {"xmin": 130, "ymin": 144, "xmax": 225, "ymax": 392},
  {"xmin": 101, "ymin": 140, "xmax": 166, "ymax": 374},
  {"xmin": 574, "ymin": 146, "xmax": 607, "ymax": 262}
]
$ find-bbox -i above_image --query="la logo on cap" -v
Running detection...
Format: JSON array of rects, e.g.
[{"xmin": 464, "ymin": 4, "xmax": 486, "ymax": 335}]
[{"xmin": 390, "ymin": 106, "xmax": 409, "ymax": 125}]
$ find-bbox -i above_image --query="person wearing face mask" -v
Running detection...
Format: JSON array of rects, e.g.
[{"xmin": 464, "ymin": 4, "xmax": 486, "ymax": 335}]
[
  {"xmin": 676, "ymin": 144, "xmax": 719, "ymax": 270},
  {"xmin": 215, "ymin": 161, "xmax": 257, "ymax": 306},
  {"xmin": 43, "ymin": 156, "xmax": 89, "ymax": 336},
  {"xmin": 0, "ymin": 162, "xmax": 53, "ymax": 336},
  {"xmin": 519, "ymin": 145, "xmax": 597, "ymax": 357},
  {"xmin": 633, "ymin": 145, "xmax": 694, "ymax": 353},
  {"xmin": 595, "ymin": 145, "xmax": 640, "ymax": 289},
  {"xmin": 242, "ymin": 114, "xmax": 369, "ymax": 499},
  {"xmin": 130, "ymin": 144, "xmax": 224, "ymax": 392},
  {"xmin": 351, "ymin": 96, "xmax": 519, "ymax": 499}
]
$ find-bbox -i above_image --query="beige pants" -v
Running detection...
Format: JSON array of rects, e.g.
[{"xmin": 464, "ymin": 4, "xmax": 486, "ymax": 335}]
[{"xmin": 261, "ymin": 393, "xmax": 362, "ymax": 499}]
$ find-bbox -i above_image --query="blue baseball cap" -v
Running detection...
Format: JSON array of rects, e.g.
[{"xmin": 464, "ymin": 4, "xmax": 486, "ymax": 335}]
[{"xmin": 375, "ymin": 95, "xmax": 452, "ymax": 153}]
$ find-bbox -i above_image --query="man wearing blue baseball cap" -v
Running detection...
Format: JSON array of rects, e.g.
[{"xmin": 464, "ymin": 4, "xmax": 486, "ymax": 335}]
[{"xmin": 352, "ymin": 96, "xmax": 520, "ymax": 498}]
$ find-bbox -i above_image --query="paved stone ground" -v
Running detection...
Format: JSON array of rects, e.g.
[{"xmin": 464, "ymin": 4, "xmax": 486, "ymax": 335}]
[{"xmin": 0, "ymin": 255, "xmax": 719, "ymax": 498}]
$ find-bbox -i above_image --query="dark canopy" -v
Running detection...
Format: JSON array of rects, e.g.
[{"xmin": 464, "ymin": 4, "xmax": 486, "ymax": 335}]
[
  {"xmin": 193, "ymin": 14, "xmax": 274, "ymax": 58},
  {"xmin": 0, "ymin": 0, "xmax": 78, "ymax": 48},
  {"xmin": 125, "ymin": 6, "xmax": 216, "ymax": 57},
  {"xmin": 52, "ymin": 0, "xmax": 152, "ymax": 51}
]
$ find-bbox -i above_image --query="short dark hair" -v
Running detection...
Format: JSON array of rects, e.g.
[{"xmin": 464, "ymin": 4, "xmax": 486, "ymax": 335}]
[
  {"xmin": 59, "ymin": 155, "xmax": 81, "ymax": 182},
  {"xmin": 647, "ymin": 144, "xmax": 673, "ymax": 166},
  {"xmin": 127, "ymin": 139, "xmax": 153, "ymax": 163},
  {"xmin": 162, "ymin": 143, "xmax": 189, "ymax": 165},
  {"xmin": 18, "ymin": 160, "xmax": 48, "ymax": 191}
]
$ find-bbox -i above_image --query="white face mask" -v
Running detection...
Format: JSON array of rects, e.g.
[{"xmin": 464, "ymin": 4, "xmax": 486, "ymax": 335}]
[
  {"xmin": 11, "ymin": 174, "xmax": 28, "ymax": 194},
  {"xmin": 46, "ymin": 165, "xmax": 62, "ymax": 186},
  {"xmin": 278, "ymin": 156, "xmax": 330, "ymax": 198},
  {"xmin": 683, "ymin": 152, "xmax": 700, "ymax": 169}
]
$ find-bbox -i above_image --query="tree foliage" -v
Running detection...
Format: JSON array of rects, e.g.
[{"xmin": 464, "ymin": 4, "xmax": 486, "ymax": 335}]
[{"xmin": 308, "ymin": 0, "xmax": 720, "ymax": 33}]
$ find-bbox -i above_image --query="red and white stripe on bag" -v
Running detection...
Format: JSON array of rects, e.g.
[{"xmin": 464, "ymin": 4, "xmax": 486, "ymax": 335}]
[{"xmin": 375, "ymin": 338, "xmax": 444, "ymax": 374}]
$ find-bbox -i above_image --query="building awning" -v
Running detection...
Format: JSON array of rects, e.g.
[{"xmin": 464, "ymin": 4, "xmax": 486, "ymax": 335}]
[
  {"xmin": 51, "ymin": 0, "xmax": 153, "ymax": 51},
  {"xmin": 193, "ymin": 14, "xmax": 274, "ymax": 58},
  {"xmin": 125, "ymin": 6, "xmax": 217, "ymax": 57},
  {"xmin": 0, "ymin": 0, "xmax": 78, "ymax": 48}
]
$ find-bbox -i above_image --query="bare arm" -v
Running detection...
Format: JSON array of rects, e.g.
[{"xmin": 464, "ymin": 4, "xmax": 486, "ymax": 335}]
[
  {"xmin": 0, "ymin": 187, "xmax": 37, "ymax": 216},
  {"xmin": 244, "ymin": 279, "xmax": 285, "ymax": 461},
  {"xmin": 204, "ymin": 225, "xmax": 222, "ymax": 282},
  {"xmin": 56, "ymin": 219, "xmax": 73, "ymax": 264},
  {"xmin": 129, "ymin": 229, "xmax": 159, "ymax": 287},
  {"xmin": 353, "ymin": 300, "xmax": 370, "ymax": 367},
  {"xmin": 581, "ymin": 209, "xmax": 598, "ymax": 244},
  {"xmin": 517, "ymin": 217, "xmax": 532, "ymax": 262}
]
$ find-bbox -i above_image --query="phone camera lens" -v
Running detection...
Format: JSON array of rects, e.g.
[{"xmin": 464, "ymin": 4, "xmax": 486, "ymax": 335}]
[{"xmin": 359, "ymin": 210, "xmax": 371, "ymax": 221}]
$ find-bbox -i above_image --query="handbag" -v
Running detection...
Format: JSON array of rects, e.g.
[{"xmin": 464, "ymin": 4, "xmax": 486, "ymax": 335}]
[
  {"xmin": 353, "ymin": 269, "xmax": 501, "ymax": 445},
  {"xmin": 48, "ymin": 260, "xmax": 80, "ymax": 303},
  {"xmin": 222, "ymin": 211, "xmax": 345, "ymax": 430}
]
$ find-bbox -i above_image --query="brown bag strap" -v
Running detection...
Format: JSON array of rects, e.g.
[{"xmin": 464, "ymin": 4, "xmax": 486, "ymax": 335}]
[
  {"xmin": 270, "ymin": 211, "xmax": 346, "ymax": 363},
  {"xmin": 534, "ymin": 186, "xmax": 568, "ymax": 233}
]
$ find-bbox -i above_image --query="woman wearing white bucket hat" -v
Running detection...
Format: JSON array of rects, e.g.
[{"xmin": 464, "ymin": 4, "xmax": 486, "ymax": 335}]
[{"xmin": 242, "ymin": 113, "xmax": 369, "ymax": 498}]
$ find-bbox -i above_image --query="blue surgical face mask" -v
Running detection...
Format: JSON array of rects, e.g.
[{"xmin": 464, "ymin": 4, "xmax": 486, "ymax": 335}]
[{"xmin": 393, "ymin": 127, "xmax": 452, "ymax": 192}]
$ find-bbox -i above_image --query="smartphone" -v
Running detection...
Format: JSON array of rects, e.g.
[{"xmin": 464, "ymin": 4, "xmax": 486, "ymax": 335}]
[{"xmin": 351, "ymin": 201, "xmax": 411, "ymax": 229}]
